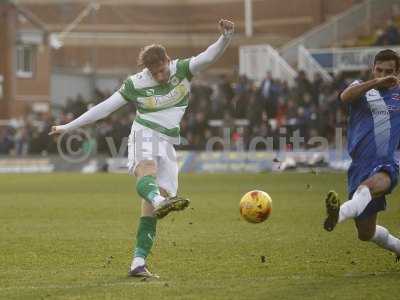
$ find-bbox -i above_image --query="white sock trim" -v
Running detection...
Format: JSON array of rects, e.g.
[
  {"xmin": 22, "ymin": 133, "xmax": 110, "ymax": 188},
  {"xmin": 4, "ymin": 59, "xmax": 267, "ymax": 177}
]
[
  {"xmin": 131, "ymin": 257, "xmax": 146, "ymax": 270},
  {"xmin": 152, "ymin": 195, "xmax": 165, "ymax": 207},
  {"xmin": 371, "ymin": 225, "xmax": 400, "ymax": 256}
]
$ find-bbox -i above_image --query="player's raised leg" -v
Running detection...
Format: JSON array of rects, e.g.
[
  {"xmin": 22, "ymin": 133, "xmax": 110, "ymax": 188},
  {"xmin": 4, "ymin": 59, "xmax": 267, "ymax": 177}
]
[
  {"xmin": 325, "ymin": 171, "xmax": 400, "ymax": 257},
  {"xmin": 324, "ymin": 184, "xmax": 372, "ymax": 231},
  {"xmin": 354, "ymin": 173, "xmax": 400, "ymax": 258},
  {"xmin": 135, "ymin": 160, "xmax": 166, "ymax": 208},
  {"xmin": 324, "ymin": 172, "xmax": 387, "ymax": 231},
  {"xmin": 152, "ymin": 141, "xmax": 190, "ymax": 219},
  {"xmin": 134, "ymin": 159, "xmax": 189, "ymax": 219}
]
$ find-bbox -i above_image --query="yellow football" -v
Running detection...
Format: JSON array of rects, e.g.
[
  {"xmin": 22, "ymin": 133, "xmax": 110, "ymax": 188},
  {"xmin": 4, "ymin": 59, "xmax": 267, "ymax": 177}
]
[{"xmin": 239, "ymin": 190, "xmax": 272, "ymax": 223}]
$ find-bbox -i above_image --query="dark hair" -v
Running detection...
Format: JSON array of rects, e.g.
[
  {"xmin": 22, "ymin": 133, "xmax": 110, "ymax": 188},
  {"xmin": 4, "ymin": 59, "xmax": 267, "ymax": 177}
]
[
  {"xmin": 374, "ymin": 49, "xmax": 400, "ymax": 71},
  {"xmin": 137, "ymin": 44, "xmax": 168, "ymax": 69}
]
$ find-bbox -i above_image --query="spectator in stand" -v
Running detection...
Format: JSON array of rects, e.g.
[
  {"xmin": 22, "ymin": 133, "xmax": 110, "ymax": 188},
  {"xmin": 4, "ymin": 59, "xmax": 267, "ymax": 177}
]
[
  {"xmin": 294, "ymin": 70, "xmax": 312, "ymax": 100},
  {"xmin": 374, "ymin": 29, "xmax": 389, "ymax": 46},
  {"xmin": 220, "ymin": 75, "xmax": 235, "ymax": 106},
  {"xmin": 374, "ymin": 19, "xmax": 400, "ymax": 46},
  {"xmin": 258, "ymin": 72, "xmax": 273, "ymax": 103},
  {"xmin": 275, "ymin": 96, "xmax": 287, "ymax": 128},
  {"xmin": 246, "ymin": 84, "xmax": 263, "ymax": 129},
  {"xmin": 0, "ymin": 127, "xmax": 14, "ymax": 154},
  {"xmin": 386, "ymin": 19, "xmax": 400, "ymax": 45},
  {"xmin": 311, "ymin": 73, "xmax": 324, "ymax": 107},
  {"xmin": 257, "ymin": 72, "xmax": 279, "ymax": 118},
  {"xmin": 233, "ymin": 75, "xmax": 252, "ymax": 119}
]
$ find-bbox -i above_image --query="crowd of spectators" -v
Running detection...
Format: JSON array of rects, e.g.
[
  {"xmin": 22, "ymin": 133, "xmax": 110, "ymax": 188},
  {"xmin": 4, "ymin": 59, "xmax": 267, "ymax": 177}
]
[
  {"xmin": 180, "ymin": 71, "xmax": 350, "ymax": 150},
  {"xmin": 0, "ymin": 71, "xmax": 354, "ymax": 156}
]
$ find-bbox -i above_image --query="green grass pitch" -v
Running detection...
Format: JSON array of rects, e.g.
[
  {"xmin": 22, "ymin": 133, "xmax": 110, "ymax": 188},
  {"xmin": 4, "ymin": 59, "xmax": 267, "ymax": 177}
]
[{"xmin": 1, "ymin": 172, "xmax": 400, "ymax": 299}]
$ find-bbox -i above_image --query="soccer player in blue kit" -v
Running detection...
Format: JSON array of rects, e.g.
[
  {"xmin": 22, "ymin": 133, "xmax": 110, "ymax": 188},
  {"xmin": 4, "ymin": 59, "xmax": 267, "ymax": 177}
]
[{"xmin": 324, "ymin": 49, "xmax": 400, "ymax": 259}]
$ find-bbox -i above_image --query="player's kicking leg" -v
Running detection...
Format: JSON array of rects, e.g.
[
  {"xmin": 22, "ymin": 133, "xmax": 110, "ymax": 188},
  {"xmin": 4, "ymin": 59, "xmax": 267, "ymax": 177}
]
[
  {"xmin": 324, "ymin": 184, "xmax": 373, "ymax": 231},
  {"xmin": 128, "ymin": 160, "xmax": 189, "ymax": 278},
  {"xmin": 324, "ymin": 171, "xmax": 400, "ymax": 259},
  {"xmin": 323, "ymin": 172, "xmax": 380, "ymax": 232},
  {"xmin": 134, "ymin": 160, "xmax": 189, "ymax": 219}
]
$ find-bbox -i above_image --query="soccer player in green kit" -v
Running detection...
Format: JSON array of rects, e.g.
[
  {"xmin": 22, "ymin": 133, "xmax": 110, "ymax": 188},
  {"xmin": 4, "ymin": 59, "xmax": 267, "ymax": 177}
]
[{"xmin": 50, "ymin": 19, "xmax": 234, "ymax": 278}]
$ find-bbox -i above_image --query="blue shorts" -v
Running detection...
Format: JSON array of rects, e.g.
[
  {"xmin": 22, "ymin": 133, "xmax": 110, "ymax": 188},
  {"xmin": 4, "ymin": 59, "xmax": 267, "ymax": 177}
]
[{"xmin": 348, "ymin": 159, "xmax": 399, "ymax": 220}]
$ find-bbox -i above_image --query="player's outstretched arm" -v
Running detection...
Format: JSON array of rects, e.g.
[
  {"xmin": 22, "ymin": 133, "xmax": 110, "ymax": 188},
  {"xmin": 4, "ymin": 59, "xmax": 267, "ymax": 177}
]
[
  {"xmin": 189, "ymin": 19, "xmax": 234, "ymax": 76},
  {"xmin": 49, "ymin": 92, "xmax": 127, "ymax": 135},
  {"xmin": 340, "ymin": 76, "xmax": 399, "ymax": 104}
]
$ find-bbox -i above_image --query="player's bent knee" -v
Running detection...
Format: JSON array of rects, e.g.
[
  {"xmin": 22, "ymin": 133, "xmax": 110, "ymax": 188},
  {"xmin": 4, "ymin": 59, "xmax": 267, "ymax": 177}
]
[
  {"xmin": 357, "ymin": 230, "xmax": 374, "ymax": 241},
  {"xmin": 134, "ymin": 160, "xmax": 157, "ymax": 178},
  {"xmin": 361, "ymin": 172, "xmax": 391, "ymax": 198}
]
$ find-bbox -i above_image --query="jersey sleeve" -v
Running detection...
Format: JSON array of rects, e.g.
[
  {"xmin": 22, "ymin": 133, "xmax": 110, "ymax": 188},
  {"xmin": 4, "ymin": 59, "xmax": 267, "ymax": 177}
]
[
  {"xmin": 341, "ymin": 79, "xmax": 366, "ymax": 107},
  {"xmin": 349, "ymin": 80, "xmax": 363, "ymax": 87},
  {"xmin": 118, "ymin": 77, "xmax": 136, "ymax": 102},
  {"xmin": 177, "ymin": 58, "xmax": 193, "ymax": 81}
]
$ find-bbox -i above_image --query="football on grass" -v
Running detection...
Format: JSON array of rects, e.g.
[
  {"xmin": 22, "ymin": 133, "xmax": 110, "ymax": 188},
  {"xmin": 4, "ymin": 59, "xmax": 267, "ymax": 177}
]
[{"xmin": 239, "ymin": 190, "xmax": 272, "ymax": 223}]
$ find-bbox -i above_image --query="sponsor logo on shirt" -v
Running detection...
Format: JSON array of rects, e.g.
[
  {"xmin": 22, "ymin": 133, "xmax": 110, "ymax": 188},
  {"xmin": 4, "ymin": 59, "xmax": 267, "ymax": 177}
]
[
  {"xmin": 366, "ymin": 89, "xmax": 380, "ymax": 98},
  {"xmin": 370, "ymin": 103, "xmax": 400, "ymax": 115},
  {"xmin": 145, "ymin": 89, "xmax": 155, "ymax": 96},
  {"xmin": 138, "ymin": 82, "xmax": 189, "ymax": 109}
]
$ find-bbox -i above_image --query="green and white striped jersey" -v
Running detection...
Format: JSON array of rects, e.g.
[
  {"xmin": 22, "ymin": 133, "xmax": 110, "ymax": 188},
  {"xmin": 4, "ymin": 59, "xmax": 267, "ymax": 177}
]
[{"xmin": 119, "ymin": 59, "xmax": 193, "ymax": 144}]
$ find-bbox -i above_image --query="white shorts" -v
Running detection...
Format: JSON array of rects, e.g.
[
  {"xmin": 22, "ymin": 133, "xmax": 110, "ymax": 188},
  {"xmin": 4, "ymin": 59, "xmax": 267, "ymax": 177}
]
[{"xmin": 127, "ymin": 123, "xmax": 178, "ymax": 197}]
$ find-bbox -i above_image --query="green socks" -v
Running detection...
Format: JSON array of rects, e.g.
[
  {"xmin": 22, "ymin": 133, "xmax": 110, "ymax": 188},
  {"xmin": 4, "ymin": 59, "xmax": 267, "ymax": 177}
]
[
  {"xmin": 136, "ymin": 175, "xmax": 162, "ymax": 204},
  {"xmin": 134, "ymin": 216, "xmax": 157, "ymax": 258}
]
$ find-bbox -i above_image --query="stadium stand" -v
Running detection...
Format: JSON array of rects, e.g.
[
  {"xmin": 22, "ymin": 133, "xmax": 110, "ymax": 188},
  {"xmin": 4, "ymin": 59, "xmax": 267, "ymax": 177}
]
[{"xmin": 0, "ymin": 71, "xmax": 348, "ymax": 154}]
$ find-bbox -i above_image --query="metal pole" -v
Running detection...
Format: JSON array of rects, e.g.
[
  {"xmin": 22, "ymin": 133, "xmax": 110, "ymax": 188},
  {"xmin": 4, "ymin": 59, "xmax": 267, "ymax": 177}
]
[
  {"xmin": 366, "ymin": 0, "xmax": 371, "ymax": 35},
  {"xmin": 89, "ymin": 2, "xmax": 97, "ymax": 99},
  {"xmin": 333, "ymin": 16, "xmax": 338, "ymax": 46},
  {"xmin": 244, "ymin": 0, "xmax": 253, "ymax": 37}
]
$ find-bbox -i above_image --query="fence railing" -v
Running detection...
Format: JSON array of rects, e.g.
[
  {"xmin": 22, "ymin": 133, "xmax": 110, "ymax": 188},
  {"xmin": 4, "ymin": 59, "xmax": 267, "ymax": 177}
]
[
  {"xmin": 309, "ymin": 45, "xmax": 400, "ymax": 73},
  {"xmin": 239, "ymin": 44, "xmax": 297, "ymax": 86},
  {"xmin": 281, "ymin": 0, "xmax": 399, "ymax": 64},
  {"xmin": 298, "ymin": 45, "xmax": 333, "ymax": 82}
]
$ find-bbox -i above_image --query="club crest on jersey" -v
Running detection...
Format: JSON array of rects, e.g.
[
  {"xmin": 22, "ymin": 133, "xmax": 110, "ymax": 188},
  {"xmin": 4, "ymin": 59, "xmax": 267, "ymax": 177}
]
[
  {"xmin": 170, "ymin": 76, "xmax": 179, "ymax": 86},
  {"xmin": 366, "ymin": 89, "xmax": 380, "ymax": 98}
]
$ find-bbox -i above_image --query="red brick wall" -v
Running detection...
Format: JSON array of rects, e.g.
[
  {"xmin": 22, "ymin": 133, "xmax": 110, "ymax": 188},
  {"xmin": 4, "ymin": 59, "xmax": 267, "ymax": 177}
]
[
  {"xmin": 23, "ymin": 0, "xmax": 354, "ymax": 36},
  {"xmin": 16, "ymin": 45, "xmax": 51, "ymax": 102},
  {"xmin": 47, "ymin": 0, "xmax": 354, "ymax": 72},
  {"xmin": 0, "ymin": 3, "xmax": 51, "ymax": 119},
  {"xmin": 0, "ymin": 4, "xmax": 17, "ymax": 119},
  {"xmin": 52, "ymin": 45, "xmax": 238, "ymax": 74}
]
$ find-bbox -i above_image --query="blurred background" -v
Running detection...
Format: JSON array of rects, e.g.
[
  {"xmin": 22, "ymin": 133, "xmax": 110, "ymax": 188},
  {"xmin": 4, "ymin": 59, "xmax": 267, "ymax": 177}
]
[{"xmin": 0, "ymin": 0, "xmax": 399, "ymax": 173}]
